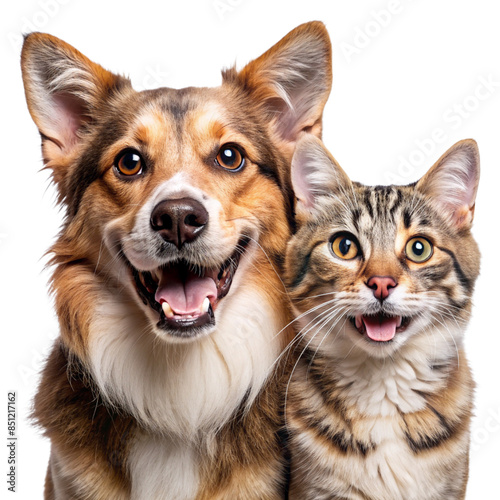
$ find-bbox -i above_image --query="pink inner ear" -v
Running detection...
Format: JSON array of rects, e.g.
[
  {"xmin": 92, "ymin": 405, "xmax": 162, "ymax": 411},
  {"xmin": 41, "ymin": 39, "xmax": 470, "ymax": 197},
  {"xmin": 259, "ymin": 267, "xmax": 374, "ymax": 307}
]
[
  {"xmin": 463, "ymin": 167, "xmax": 477, "ymax": 208},
  {"xmin": 418, "ymin": 143, "xmax": 479, "ymax": 228},
  {"xmin": 50, "ymin": 93, "xmax": 87, "ymax": 150},
  {"xmin": 435, "ymin": 158, "xmax": 477, "ymax": 210},
  {"xmin": 273, "ymin": 86, "xmax": 324, "ymax": 143},
  {"xmin": 291, "ymin": 160, "xmax": 316, "ymax": 209}
]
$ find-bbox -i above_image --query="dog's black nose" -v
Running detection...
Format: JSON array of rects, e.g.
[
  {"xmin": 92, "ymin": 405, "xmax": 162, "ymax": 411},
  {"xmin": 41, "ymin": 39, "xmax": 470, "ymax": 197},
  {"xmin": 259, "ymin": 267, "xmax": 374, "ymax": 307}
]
[{"xmin": 150, "ymin": 198, "xmax": 209, "ymax": 249}]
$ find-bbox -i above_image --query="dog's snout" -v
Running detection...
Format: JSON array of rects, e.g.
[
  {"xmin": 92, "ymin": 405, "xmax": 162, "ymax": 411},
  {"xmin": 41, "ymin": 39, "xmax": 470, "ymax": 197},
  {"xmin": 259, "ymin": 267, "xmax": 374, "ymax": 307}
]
[{"xmin": 151, "ymin": 198, "xmax": 208, "ymax": 249}]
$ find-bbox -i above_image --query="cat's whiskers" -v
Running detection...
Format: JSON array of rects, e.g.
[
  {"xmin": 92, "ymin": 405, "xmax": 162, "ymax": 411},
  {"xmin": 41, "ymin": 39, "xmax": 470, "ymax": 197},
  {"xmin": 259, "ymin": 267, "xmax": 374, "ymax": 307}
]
[
  {"xmin": 231, "ymin": 239, "xmax": 288, "ymax": 296},
  {"xmin": 426, "ymin": 313, "xmax": 460, "ymax": 364},
  {"xmin": 426, "ymin": 296, "xmax": 469, "ymax": 319},
  {"xmin": 306, "ymin": 311, "xmax": 354, "ymax": 380},
  {"xmin": 294, "ymin": 304, "xmax": 347, "ymax": 348},
  {"xmin": 305, "ymin": 306, "xmax": 349, "ymax": 376},
  {"xmin": 271, "ymin": 296, "xmax": 340, "ymax": 344},
  {"xmin": 431, "ymin": 305, "xmax": 467, "ymax": 329},
  {"xmin": 292, "ymin": 290, "xmax": 341, "ymax": 301},
  {"xmin": 420, "ymin": 317, "xmax": 441, "ymax": 362},
  {"xmin": 284, "ymin": 305, "xmax": 348, "ymax": 423},
  {"xmin": 270, "ymin": 299, "xmax": 343, "ymax": 368},
  {"xmin": 284, "ymin": 320, "xmax": 327, "ymax": 426}
]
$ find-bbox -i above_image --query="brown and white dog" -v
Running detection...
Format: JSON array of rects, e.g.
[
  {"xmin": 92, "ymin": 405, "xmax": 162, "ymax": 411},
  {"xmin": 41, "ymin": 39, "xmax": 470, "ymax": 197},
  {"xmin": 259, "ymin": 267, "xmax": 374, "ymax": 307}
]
[{"xmin": 21, "ymin": 22, "xmax": 332, "ymax": 499}]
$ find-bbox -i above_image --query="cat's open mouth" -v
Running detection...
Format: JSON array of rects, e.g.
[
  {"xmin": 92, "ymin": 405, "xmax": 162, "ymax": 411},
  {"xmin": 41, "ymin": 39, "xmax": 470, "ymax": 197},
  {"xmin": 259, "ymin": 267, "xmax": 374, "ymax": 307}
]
[
  {"xmin": 130, "ymin": 236, "xmax": 250, "ymax": 333},
  {"xmin": 351, "ymin": 314, "xmax": 411, "ymax": 343}
]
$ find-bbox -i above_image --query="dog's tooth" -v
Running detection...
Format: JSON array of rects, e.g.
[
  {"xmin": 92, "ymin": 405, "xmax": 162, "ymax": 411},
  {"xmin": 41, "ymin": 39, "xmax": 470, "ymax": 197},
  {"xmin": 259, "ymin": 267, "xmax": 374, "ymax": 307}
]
[
  {"xmin": 153, "ymin": 269, "xmax": 162, "ymax": 283},
  {"xmin": 162, "ymin": 301, "xmax": 174, "ymax": 318},
  {"xmin": 202, "ymin": 297, "xmax": 210, "ymax": 314},
  {"xmin": 138, "ymin": 272, "xmax": 146, "ymax": 287},
  {"xmin": 355, "ymin": 316, "xmax": 362, "ymax": 329}
]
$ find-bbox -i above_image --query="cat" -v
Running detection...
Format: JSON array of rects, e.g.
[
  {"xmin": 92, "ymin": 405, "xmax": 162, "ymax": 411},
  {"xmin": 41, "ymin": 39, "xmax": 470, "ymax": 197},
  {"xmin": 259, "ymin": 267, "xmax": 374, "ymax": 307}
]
[{"xmin": 284, "ymin": 135, "xmax": 480, "ymax": 500}]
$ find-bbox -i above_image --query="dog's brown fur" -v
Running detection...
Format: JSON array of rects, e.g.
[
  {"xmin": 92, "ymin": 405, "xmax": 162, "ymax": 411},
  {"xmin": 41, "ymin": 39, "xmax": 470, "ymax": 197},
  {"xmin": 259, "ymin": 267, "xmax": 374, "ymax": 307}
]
[{"xmin": 22, "ymin": 23, "xmax": 332, "ymax": 498}]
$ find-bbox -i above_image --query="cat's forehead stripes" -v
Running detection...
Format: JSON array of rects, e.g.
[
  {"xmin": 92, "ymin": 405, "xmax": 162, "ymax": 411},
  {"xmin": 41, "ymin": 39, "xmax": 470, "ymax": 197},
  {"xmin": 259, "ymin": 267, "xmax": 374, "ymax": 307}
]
[
  {"xmin": 339, "ymin": 184, "xmax": 444, "ymax": 247},
  {"xmin": 286, "ymin": 177, "xmax": 480, "ymax": 319},
  {"xmin": 354, "ymin": 184, "xmax": 412, "ymax": 223}
]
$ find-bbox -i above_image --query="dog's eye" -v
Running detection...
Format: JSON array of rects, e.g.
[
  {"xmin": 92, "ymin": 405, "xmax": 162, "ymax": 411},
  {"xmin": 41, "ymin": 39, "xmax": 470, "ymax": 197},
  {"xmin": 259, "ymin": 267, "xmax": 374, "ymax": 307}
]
[
  {"xmin": 216, "ymin": 145, "xmax": 245, "ymax": 171},
  {"xmin": 115, "ymin": 150, "xmax": 143, "ymax": 177}
]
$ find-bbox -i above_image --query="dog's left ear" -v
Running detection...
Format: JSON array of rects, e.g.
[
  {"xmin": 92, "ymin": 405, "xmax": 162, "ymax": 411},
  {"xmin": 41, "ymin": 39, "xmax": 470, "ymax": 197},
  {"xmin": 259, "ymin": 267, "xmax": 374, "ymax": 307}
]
[{"xmin": 224, "ymin": 21, "xmax": 332, "ymax": 150}]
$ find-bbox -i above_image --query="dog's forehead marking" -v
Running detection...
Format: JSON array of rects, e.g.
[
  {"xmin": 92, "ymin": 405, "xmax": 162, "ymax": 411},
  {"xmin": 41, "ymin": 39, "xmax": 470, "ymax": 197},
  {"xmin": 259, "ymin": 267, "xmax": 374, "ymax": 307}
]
[
  {"xmin": 134, "ymin": 92, "xmax": 228, "ymax": 143},
  {"xmin": 161, "ymin": 95, "xmax": 193, "ymax": 122},
  {"xmin": 133, "ymin": 107, "xmax": 171, "ymax": 145},
  {"xmin": 190, "ymin": 101, "xmax": 228, "ymax": 138}
]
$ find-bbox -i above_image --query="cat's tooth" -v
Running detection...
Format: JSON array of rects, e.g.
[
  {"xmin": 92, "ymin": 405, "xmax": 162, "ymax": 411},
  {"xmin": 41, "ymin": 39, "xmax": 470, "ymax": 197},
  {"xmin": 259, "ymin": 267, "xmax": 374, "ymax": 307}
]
[
  {"xmin": 202, "ymin": 297, "xmax": 210, "ymax": 314},
  {"xmin": 162, "ymin": 301, "xmax": 174, "ymax": 318},
  {"xmin": 397, "ymin": 316, "xmax": 402, "ymax": 328}
]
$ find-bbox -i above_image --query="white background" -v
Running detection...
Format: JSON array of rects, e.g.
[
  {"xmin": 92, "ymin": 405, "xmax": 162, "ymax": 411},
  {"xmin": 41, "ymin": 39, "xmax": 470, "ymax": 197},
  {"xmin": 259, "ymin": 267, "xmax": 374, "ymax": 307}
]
[{"xmin": 2, "ymin": 0, "xmax": 499, "ymax": 498}]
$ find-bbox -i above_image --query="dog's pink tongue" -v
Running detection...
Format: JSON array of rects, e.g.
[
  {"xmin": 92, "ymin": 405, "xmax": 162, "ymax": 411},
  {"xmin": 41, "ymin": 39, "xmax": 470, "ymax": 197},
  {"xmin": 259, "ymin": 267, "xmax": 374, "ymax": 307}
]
[
  {"xmin": 155, "ymin": 268, "xmax": 217, "ymax": 315},
  {"xmin": 362, "ymin": 315, "xmax": 399, "ymax": 342}
]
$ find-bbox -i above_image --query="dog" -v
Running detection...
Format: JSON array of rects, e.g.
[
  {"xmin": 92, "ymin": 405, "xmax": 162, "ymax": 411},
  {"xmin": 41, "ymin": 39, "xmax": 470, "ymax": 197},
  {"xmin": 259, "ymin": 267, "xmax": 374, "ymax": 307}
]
[{"xmin": 21, "ymin": 22, "xmax": 332, "ymax": 499}]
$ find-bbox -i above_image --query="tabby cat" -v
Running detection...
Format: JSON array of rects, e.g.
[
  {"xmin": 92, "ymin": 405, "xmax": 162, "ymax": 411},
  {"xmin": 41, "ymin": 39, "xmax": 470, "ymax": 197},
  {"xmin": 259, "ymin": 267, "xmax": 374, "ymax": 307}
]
[{"xmin": 284, "ymin": 135, "xmax": 480, "ymax": 500}]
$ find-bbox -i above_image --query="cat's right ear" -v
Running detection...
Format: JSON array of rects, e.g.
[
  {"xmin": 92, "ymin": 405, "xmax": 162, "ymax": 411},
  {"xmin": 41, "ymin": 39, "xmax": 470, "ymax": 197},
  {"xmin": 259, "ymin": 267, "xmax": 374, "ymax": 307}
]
[
  {"xmin": 416, "ymin": 139, "xmax": 480, "ymax": 229},
  {"xmin": 291, "ymin": 134, "xmax": 351, "ymax": 212}
]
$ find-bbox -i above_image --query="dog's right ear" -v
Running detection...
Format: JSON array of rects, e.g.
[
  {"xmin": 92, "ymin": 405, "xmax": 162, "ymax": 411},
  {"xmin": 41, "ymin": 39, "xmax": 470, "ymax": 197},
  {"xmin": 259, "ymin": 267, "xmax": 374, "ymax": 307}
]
[
  {"xmin": 224, "ymin": 21, "xmax": 332, "ymax": 154},
  {"xmin": 21, "ymin": 33, "xmax": 130, "ymax": 182}
]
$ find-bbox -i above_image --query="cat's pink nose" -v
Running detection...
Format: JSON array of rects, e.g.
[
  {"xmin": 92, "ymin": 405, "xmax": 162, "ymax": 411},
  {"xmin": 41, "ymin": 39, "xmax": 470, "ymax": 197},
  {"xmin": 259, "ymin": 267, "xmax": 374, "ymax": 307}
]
[{"xmin": 366, "ymin": 276, "xmax": 397, "ymax": 300}]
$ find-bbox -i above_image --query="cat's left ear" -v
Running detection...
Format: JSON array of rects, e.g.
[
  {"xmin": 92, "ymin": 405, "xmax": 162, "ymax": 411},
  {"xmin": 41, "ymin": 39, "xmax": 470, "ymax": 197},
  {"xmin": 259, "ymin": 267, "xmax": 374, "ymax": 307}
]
[
  {"xmin": 291, "ymin": 134, "xmax": 351, "ymax": 212},
  {"xmin": 416, "ymin": 139, "xmax": 480, "ymax": 229}
]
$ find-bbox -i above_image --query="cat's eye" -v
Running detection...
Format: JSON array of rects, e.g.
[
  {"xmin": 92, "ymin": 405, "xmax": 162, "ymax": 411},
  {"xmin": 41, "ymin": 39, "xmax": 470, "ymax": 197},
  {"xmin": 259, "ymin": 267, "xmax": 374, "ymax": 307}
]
[
  {"xmin": 216, "ymin": 144, "xmax": 245, "ymax": 171},
  {"xmin": 405, "ymin": 237, "xmax": 433, "ymax": 263},
  {"xmin": 330, "ymin": 233, "xmax": 360, "ymax": 260},
  {"xmin": 115, "ymin": 149, "xmax": 144, "ymax": 177}
]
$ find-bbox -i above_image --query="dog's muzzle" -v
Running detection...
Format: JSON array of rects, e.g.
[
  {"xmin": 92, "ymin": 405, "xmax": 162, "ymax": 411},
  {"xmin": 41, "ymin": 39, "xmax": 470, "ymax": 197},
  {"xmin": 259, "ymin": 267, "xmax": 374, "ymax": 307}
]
[
  {"xmin": 150, "ymin": 197, "xmax": 208, "ymax": 250},
  {"xmin": 122, "ymin": 195, "xmax": 251, "ymax": 339}
]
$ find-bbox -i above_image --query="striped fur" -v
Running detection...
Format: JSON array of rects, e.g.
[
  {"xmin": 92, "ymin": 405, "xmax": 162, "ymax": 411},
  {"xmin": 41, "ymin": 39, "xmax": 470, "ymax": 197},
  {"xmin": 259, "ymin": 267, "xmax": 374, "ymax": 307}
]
[{"xmin": 284, "ymin": 136, "xmax": 480, "ymax": 500}]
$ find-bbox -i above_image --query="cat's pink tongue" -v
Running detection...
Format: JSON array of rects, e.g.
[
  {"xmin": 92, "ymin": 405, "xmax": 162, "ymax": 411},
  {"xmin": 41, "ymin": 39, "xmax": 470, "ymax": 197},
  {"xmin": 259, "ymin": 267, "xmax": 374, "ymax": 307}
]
[
  {"xmin": 362, "ymin": 315, "xmax": 400, "ymax": 342},
  {"xmin": 154, "ymin": 267, "xmax": 217, "ymax": 315}
]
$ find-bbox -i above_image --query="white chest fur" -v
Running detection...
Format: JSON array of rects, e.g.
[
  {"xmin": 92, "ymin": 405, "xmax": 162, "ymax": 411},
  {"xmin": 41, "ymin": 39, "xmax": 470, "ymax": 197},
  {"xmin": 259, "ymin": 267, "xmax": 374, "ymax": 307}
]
[
  {"xmin": 299, "ymin": 335, "xmax": 463, "ymax": 500},
  {"xmin": 88, "ymin": 284, "xmax": 281, "ymax": 437},
  {"xmin": 128, "ymin": 433, "xmax": 199, "ymax": 500},
  {"xmin": 87, "ymin": 284, "xmax": 283, "ymax": 495}
]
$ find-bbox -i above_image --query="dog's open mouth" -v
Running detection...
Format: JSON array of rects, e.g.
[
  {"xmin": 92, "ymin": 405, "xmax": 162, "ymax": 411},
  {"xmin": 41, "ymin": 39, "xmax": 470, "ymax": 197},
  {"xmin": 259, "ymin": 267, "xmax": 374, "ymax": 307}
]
[
  {"xmin": 351, "ymin": 314, "xmax": 411, "ymax": 343},
  {"xmin": 130, "ymin": 236, "xmax": 250, "ymax": 334}
]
